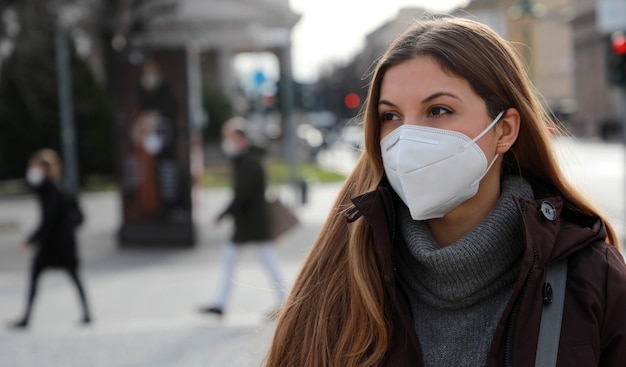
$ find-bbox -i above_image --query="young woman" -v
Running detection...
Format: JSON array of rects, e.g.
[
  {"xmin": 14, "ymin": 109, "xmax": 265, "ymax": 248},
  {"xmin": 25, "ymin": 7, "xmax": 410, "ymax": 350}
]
[
  {"xmin": 265, "ymin": 17, "xmax": 626, "ymax": 366},
  {"xmin": 11, "ymin": 149, "xmax": 91, "ymax": 328}
]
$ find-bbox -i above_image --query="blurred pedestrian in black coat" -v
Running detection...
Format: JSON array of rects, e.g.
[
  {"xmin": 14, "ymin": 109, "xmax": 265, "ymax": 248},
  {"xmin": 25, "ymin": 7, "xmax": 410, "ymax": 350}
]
[
  {"xmin": 217, "ymin": 143, "xmax": 272, "ymax": 243},
  {"xmin": 11, "ymin": 149, "xmax": 91, "ymax": 328},
  {"xmin": 200, "ymin": 117, "xmax": 286, "ymax": 318}
]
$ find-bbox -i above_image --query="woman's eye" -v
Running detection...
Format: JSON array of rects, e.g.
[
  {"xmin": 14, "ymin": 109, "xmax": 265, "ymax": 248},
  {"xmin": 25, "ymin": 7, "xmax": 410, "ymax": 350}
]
[
  {"xmin": 380, "ymin": 112, "xmax": 399, "ymax": 122},
  {"xmin": 428, "ymin": 106, "xmax": 452, "ymax": 117}
]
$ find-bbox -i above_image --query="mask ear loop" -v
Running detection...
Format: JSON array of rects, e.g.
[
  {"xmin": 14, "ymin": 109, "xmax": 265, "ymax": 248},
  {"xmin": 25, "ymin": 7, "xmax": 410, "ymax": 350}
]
[
  {"xmin": 470, "ymin": 149, "xmax": 501, "ymax": 188},
  {"xmin": 469, "ymin": 110, "xmax": 506, "ymax": 145},
  {"xmin": 484, "ymin": 152, "xmax": 500, "ymax": 173},
  {"xmin": 460, "ymin": 111, "xmax": 506, "ymax": 152},
  {"xmin": 468, "ymin": 111, "xmax": 506, "ymax": 183}
]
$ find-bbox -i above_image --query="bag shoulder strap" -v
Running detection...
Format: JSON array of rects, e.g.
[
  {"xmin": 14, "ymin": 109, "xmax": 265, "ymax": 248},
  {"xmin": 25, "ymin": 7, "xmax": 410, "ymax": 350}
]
[{"xmin": 534, "ymin": 257, "xmax": 568, "ymax": 367}]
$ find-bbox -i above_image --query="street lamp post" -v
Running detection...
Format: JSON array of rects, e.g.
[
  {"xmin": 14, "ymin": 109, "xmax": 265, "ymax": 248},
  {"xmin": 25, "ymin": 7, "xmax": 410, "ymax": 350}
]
[
  {"xmin": 55, "ymin": 21, "xmax": 79, "ymax": 195},
  {"xmin": 53, "ymin": 4, "xmax": 88, "ymax": 195},
  {"xmin": 519, "ymin": 0, "xmax": 535, "ymax": 14},
  {"xmin": 251, "ymin": 25, "xmax": 299, "ymax": 201},
  {"xmin": 520, "ymin": 0, "xmax": 534, "ymax": 71}
]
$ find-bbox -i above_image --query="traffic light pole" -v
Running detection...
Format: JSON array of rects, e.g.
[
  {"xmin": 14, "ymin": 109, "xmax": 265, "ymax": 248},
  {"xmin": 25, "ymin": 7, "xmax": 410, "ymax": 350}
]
[
  {"xmin": 609, "ymin": 30, "xmax": 626, "ymax": 241},
  {"xmin": 278, "ymin": 44, "xmax": 298, "ymax": 201},
  {"xmin": 621, "ymin": 87, "xmax": 626, "ymax": 244}
]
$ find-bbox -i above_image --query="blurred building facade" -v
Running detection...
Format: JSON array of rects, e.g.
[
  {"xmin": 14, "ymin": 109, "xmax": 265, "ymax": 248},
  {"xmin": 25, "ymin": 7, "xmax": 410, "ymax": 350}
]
[
  {"xmin": 570, "ymin": 0, "xmax": 626, "ymax": 138},
  {"xmin": 358, "ymin": 8, "xmax": 431, "ymax": 74},
  {"xmin": 463, "ymin": 0, "xmax": 577, "ymax": 125},
  {"xmin": 359, "ymin": 2, "xmax": 576, "ymax": 129},
  {"xmin": 353, "ymin": 0, "xmax": 624, "ymax": 139}
]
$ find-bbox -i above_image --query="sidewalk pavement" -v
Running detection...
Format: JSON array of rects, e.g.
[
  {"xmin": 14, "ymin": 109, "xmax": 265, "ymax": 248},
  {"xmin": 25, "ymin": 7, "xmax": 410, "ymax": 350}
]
[{"xmin": 0, "ymin": 182, "xmax": 343, "ymax": 367}]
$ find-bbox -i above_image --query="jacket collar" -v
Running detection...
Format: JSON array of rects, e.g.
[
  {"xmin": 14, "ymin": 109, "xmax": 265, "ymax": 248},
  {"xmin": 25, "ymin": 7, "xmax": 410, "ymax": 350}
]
[
  {"xmin": 514, "ymin": 194, "xmax": 607, "ymax": 265},
  {"xmin": 349, "ymin": 185, "xmax": 607, "ymax": 268}
]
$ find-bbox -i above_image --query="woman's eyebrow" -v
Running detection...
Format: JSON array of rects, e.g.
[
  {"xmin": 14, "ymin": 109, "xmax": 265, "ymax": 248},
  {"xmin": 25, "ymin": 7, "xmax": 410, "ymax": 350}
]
[
  {"xmin": 379, "ymin": 92, "xmax": 462, "ymax": 107},
  {"xmin": 421, "ymin": 91, "xmax": 461, "ymax": 104},
  {"xmin": 378, "ymin": 100, "xmax": 397, "ymax": 107}
]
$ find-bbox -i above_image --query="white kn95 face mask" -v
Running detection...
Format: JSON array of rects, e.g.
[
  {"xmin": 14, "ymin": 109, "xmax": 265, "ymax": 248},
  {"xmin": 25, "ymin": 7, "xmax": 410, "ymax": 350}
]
[
  {"xmin": 380, "ymin": 111, "xmax": 504, "ymax": 220},
  {"xmin": 221, "ymin": 139, "xmax": 241, "ymax": 157},
  {"xmin": 26, "ymin": 166, "xmax": 45, "ymax": 187}
]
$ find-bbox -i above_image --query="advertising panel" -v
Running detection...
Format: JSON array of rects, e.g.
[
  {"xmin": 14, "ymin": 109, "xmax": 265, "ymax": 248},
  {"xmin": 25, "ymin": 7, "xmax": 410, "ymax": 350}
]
[{"xmin": 114, "ymin": 48, "xmax": 194, "ymax": 245}]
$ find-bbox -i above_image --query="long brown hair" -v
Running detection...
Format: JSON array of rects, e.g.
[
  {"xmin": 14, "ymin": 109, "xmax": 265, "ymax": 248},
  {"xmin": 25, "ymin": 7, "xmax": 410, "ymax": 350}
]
[{"xmin": 265, "ymin": 17, "xmax": 618, "ymax": 367}]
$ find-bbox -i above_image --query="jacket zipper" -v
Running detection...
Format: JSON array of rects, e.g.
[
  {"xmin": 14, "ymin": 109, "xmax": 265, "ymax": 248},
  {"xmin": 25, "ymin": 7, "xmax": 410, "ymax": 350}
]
[
  {"xmin": 381, "ymin": 187, "xmax": 400, "ymax": 291},
  {"xmin": 382, "ymin": 188, "xmax": 397, "ymax": 258},
  {"xmin": 503, "ymin": 198, "xmax": 537, "ymax": 367}
]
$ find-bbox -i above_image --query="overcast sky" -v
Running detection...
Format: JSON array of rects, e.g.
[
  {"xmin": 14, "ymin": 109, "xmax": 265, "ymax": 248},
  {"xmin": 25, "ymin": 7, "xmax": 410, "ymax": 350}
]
[{"xmin": 288, "ymin": 0, "xmax": 469, "ymax": 82}]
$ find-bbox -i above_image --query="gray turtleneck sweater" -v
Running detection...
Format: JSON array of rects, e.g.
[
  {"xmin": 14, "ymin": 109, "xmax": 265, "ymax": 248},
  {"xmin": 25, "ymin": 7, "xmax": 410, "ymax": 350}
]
[{"xmin": 394, "ymin": 176, "xmax": 534, "ymax": 367}]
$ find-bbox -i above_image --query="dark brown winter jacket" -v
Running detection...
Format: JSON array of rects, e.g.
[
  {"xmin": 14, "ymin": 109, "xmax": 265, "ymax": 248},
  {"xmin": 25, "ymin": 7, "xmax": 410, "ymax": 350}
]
[{"xmin": 349, "ymin": 185, "xmax": 626, "ymax": 367}]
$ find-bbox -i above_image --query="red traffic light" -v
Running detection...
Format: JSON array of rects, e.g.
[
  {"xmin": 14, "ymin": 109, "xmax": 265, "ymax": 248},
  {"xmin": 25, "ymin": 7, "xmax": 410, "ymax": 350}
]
[
  {"xmin": 611, "ymin": 30, "xmax": 626, "ymax": 55},
  {"xmin": 344, "ymin": 93, "xmax": 361, "ymax": 109}
]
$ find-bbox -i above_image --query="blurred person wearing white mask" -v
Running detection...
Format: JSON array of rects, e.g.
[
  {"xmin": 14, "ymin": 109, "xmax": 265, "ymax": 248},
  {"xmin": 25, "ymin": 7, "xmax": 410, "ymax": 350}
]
[
  {"xmin": 199, "ymin": 117, "xmax": 286, "ymax": 319},
  {"xmin": 10, "ymin": 149, "xmax": 91, "ymax": 329}
]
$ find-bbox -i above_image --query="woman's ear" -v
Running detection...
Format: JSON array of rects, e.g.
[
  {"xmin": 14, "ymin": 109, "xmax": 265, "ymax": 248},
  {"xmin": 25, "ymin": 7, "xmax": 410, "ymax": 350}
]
[{"xmin": 496, "ymin": 108, "xmax": 520, "ymax": 153}]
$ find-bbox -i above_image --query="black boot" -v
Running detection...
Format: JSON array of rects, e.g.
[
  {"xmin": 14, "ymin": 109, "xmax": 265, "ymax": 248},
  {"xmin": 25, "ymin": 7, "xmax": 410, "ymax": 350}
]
[
  {"xmin": 9, "ymin": 318, "xmax": 28, "ymax": 329},
  {"xmin": 81, "ymin": 315, "xmax": 91, "ymax": 325},
  {"xmin": 199, "ymin": 306, "xmax": 223, "ymax": 316}
]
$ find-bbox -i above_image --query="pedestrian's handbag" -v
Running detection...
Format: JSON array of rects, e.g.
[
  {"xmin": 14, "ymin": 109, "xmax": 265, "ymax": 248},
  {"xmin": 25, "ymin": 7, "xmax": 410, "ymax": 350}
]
[
  {"xmin": 534, "ymin": 257, "xmax": 568, "ymax": 367},
  {"xmin": 269, "ymin": 197, "xmax": 299, "ymax": 240},
  {"xmin": 62, "ymin": 190, "xmax": 85, "ymax": 229}
]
